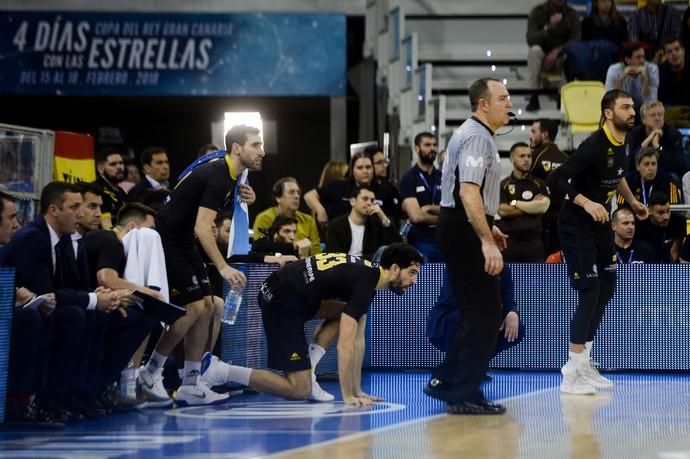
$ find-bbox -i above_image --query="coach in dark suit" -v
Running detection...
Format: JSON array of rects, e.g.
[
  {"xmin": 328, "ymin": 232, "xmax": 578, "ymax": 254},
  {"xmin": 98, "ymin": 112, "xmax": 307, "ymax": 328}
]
[
  {"xmin": 128, "ymin": 146, "xmax": 171, "ymax": 201},
  {"xmin": 326, "ymin": 185, "xmax": 401, "ymax": 261},
  {"xmin": 6, "ymin": 182, "xmax": 119, "ymax": 422}
]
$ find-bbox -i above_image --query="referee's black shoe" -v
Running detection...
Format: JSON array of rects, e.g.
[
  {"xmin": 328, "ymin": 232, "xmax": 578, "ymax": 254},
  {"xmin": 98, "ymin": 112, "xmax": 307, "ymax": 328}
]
[
  {"xmin": 446, "ymin": 399, "xmax": 506, "ymax": 415},
  {"xmin": 423, "ymin": 378, "xmax": 451, "ymax": 402}
]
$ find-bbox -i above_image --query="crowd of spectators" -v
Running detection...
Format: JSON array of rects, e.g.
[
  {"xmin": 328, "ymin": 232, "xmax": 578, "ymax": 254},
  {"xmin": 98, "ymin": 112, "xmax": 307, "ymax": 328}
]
[{"xmin": 527, "ymin": 0, "xmax": 690, "ymax": 111}]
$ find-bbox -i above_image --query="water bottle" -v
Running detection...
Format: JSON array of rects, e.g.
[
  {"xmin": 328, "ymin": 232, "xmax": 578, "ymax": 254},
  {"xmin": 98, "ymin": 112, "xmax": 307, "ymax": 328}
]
[
  {"xmin": 222, "ymin": 287, "xmax": 244, "ymax": 325},
  {"xmin": 119, "ymin": 361, "xmax": 137, "ymax": 399}
]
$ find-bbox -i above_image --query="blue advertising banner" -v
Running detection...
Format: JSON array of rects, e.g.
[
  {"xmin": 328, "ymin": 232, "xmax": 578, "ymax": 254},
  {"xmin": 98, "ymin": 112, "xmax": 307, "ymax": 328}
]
[{"xmin": 0, "ymin": 12, "xmax": 346, "ymax": 96}]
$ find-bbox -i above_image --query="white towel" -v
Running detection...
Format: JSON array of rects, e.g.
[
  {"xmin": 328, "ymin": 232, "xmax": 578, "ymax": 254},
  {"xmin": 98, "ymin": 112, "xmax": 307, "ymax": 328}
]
[
  {"xmin": 122, "ymin": 227, "xmax": 170, "ymax": 302},
  {"xmin": 228, "ymin": 168, "xmax": 250, "ymax": 257}
]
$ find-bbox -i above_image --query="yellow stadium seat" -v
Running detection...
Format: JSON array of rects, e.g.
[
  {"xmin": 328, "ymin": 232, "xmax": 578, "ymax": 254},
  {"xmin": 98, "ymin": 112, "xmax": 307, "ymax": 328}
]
[{"xmin": 560, "ymin": 81, "xmax": 606, "ymax": 150}]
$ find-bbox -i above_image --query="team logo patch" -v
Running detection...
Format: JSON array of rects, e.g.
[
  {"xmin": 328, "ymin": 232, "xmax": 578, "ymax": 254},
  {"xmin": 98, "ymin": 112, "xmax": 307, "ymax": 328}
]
[
  {"xmin": 607, "ymin": 157, "xmax": 614, "ymax": 168},
  {"xmin": 522, "ymin": 190, "xmax": 533, "ymax": 200},
  {"xmin": 508, "ymin": 184, "xmax": 516, "ymax": 195},
  {"xmin": 542, "ymin": 160, "xmax": 552, "ymax": 172}
]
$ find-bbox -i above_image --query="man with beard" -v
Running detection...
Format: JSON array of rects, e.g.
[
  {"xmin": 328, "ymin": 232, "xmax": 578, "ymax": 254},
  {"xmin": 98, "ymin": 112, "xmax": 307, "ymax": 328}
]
[
  {"xmin": 202, "ymin": 243, "xmax": 422, "ymax": 404},
  {"xmin": 95, "ymin": 147, "xmax": 128, "ymax": 230},
  {"xmin": 611, "ymin": 207, "xmax": 658, "ymax": 264},
  {"xmin": 547, "ymin": 89, "xmax": 648, "ymax": 395},
  {"xmin": 399, "ymin": 132, "xmax": 443, "ymax": 262},
  {"xmin": 530, "ymin": 118, "xmax": 569, "ymax": 255},
  {"xmin": 634, "ymin": 191, "xmax": 685, "ymax": 263},
  {"xmin": 498, "ymin": 142, "xmax": 550, "ymax": 262},
  {"xmin": 136, "ymin": 125, "xmax": 260, "ymax": 407}
]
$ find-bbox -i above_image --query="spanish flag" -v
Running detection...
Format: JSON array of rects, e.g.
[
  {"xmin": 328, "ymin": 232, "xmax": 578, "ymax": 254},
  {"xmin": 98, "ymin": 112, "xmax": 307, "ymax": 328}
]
[{"xmin": 53, "ymin": 130, "xmax": 95, "ymax": 183}]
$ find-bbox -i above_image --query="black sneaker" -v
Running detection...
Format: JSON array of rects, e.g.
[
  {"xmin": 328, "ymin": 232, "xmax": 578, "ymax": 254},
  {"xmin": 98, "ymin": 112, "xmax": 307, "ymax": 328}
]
[
  {"xmin": 446, "ymin": 399, "xmax": 506, "ymax": 415},
  {"xmin": 526, "ymin": 93, "xmax": 540, "ymax": 112},
  {"xmin": 423, "ymin": 378, "xmax": 451, "ymax": 402}
]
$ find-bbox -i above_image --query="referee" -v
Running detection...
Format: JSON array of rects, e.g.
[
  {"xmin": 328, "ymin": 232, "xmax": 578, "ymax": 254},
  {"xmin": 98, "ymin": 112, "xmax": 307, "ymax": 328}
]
[
  {"xmin": 547, "ymin": 89, "xmax": 648, "ymax": 395},
  {"xmin": 424, "ymin": 78, "xmax": 512, "ymax": 415}
]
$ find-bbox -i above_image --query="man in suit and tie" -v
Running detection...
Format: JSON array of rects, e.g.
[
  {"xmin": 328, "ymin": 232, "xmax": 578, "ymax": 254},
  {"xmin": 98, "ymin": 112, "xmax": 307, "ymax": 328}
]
[
  {"xmin": 6, "ymin": 182, "xmax": 120, "ymax": 422},
  {"xmin": 128, "ymin": 146, "xmax": 171, "ymax": 201}
]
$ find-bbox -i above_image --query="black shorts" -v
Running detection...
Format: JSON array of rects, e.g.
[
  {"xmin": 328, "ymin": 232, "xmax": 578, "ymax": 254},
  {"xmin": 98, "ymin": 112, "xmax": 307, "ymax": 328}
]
[
  {"xmin": 559, "ymin": 208, "xmax": 616, "ymax": 290},
  {"xmin": 158, "ymin": 227, "xmax": 212, "ymax": 306},
  {"xmin": 258, "ymin": 291, "xmax": 311, "ymax": 373}
]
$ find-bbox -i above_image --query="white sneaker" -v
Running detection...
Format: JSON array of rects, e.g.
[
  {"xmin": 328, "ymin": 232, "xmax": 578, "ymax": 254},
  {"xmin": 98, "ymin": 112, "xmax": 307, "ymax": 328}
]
[
  {"xmin": 560, "ymin": 370, "xmax": 596, "ymax": 395},
  {"xmin": 200, "ymin": 352, "xmax": 231, "ymax": 387},
  {"xmin": 579, "ymin": 360, "xmax": 614, "ymax": 388},
  {"xmin": 174, "ymin": 382, "xmax": 230, "ymax": 407},
  {"xmin": 137, "ymin": 366, "xmax": 173, "ymax": 408},
  {"xmin": 308, "ymin": 373, "xmax": 334, "ymax": 402}
]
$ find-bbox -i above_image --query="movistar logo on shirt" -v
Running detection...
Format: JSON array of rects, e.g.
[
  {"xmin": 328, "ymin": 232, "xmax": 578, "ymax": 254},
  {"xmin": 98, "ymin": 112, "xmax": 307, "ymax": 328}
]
[{"xmin": 465, "ymin": 156, "xmax": 484, "ymax": 168}]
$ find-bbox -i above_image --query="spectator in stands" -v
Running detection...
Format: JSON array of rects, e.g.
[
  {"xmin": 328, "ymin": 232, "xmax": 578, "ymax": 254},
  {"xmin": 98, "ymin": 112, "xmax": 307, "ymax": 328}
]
[
  {"xmin": 564, "ymin": 0, "xmax": 627, "ymax": 82},
  {"xmin": 605, "ymin": 42, "xmax": 660, "ymax": 113},
  {"xmin": 0, "ymin": 190, "xmax": 19, "ymax": 246},
  {"xmin": 119, "ymin": 158, "xmax": 141, "ymax": 194},
  {"xmin": 525, "ymin": 0, "xmax": 580, "ymax": 112},
  {"xmin": 635, "ymin": 191, "xmax": 685, "ymax": 262},
  {"xmin": 399, "ymin": 132, "xmax": 442, "ymax": 262},
  {"xmin": 305, "ymin": 152, "xmax": 382, "ymax": 227},
  {"xmin": 128, "ymin": 146, "xmax": 171, "ymax": 200},
  {"xmin": 253, "ymin": 177, "xmax": 321, "ymax": 257},
  {"xmin": 628, "ymin": 0, "xmax": 682, "ymax": 59},
  {"xmin": 317, "ymin": 160, "xmax": 348, "ymax": 188},
  {"xmin": 252, "ymin": 214, "xmax": 306, "ymax": 259},
  {"xmin": 427, "ymin": 265, "xmax": 524, "ymax": 361},
  {"xmin": 617, "ymin": 146, "xmax": 682, "ymax": 209},
  {"xmin": 498, "ymin": 142, "xmax": 551, "ymax": 263},
  {"xmin": 95, "ymin": 147, "xmax": 128, "ymax": 230},
  {"xmin": 326, "ymin": 186, "xmax": 401, "ymax": 261},
  {"xmin": 368, "ymin": 145, "xmax": 402, "ymax": 227},
  {"xmin": 5, "ymin": 182, "xmax": 120, "ymax": 423},
  {"xmin": 658, "ymin": 37, "xmax": 690, "ymax": 107},
  {"xmin": 626, "ymin": 100, "xmax": 685, "ymax": 179},
  {"xmin": 611, "ymin": 207, "xmax": 659, "ymax": 264},
  {"xmin": 529, "ymin": 118, "xmax": 568, "ymax": 254}
]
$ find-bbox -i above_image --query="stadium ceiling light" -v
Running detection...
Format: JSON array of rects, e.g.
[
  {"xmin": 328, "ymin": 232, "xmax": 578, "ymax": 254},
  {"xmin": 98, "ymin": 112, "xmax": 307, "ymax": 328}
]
[
  {"xmin": 486, "ymin": 49, "xmax": 492, "ymax": 57},
  {"xmin": 491, "ymin": 65, "xmax": 496, "ymax": 72},
  {"xmin": 224, "ymin": 112, "xmax": 263, "ymax": 142}
]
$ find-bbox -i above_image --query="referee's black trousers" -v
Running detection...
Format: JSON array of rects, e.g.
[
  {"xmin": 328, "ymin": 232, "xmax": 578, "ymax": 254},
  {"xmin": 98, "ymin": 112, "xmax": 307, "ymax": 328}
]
[{"xmin": 433, "ymin": 207, "xmax": 502, "ymax": 403}]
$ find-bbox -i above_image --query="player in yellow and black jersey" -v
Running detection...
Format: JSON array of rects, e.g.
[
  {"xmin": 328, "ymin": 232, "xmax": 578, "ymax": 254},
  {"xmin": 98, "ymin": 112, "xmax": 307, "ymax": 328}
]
[
  {"xmin": 547, "ymin": 89, "xmax": 649, "ymax": 395},
  {"xmin": 205, "ymin": 243, "xmax": 422, "ymax": 406}
]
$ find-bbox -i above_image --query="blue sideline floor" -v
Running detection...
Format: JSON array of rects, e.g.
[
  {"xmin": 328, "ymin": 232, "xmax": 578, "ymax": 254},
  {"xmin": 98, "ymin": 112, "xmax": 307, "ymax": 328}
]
[{"xmin": 2, "ymin": 371, "xmax": 690, "ymax": 458}]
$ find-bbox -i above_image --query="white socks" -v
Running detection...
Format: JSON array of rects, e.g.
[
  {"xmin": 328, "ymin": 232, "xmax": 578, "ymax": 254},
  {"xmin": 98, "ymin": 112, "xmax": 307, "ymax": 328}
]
[
  {"xmin": 584, "ymin": 341, "xmax": 594, "ymax": 361},
  {"xmin": 564, "ymin": 350, "xmax": 587, "ymax": 372},
  {"xmin": 181, "ymin": 361, "xmax": 201, "ymax": 386},
  {"xmin": 309, "ymin": 343, "xmax": 326, "ymax": 371},
  {"xmin": 227, "ymin": 365, "xmax": 252, "ymax": 386},
  {"xmin": 146, "ymin": 351, "xmax": 168, "ymax": 373}
]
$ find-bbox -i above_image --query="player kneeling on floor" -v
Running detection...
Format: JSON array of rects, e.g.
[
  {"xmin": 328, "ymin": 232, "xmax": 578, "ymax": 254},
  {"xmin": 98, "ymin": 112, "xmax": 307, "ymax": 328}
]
[{"xmin": 202, "ymin": 243, "xmax": 422, "ymax": 405}]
